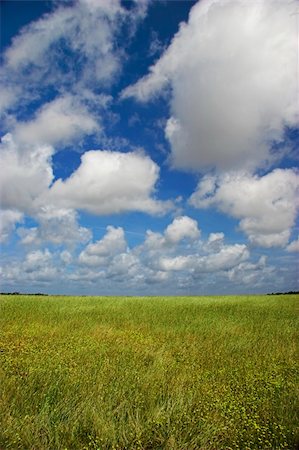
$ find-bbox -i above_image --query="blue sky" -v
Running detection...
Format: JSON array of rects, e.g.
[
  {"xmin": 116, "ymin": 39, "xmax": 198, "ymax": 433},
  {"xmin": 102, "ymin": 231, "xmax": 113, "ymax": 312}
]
[{"xmin": 0, "ymin": 0, "xmax": 298, "ymax": 295}]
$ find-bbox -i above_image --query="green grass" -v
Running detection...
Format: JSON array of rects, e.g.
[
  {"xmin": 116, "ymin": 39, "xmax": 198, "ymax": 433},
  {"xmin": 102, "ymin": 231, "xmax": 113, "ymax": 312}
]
[{"xmin": 0, "ymin": 294, "xmax": 298, "ymax": 449}]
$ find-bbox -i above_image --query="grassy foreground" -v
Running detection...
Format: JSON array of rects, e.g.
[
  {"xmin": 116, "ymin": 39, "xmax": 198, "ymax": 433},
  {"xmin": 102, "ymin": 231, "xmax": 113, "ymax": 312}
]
[{"xmin": 0, "ymin": 294, "xmax": 298, "ymax": 450}]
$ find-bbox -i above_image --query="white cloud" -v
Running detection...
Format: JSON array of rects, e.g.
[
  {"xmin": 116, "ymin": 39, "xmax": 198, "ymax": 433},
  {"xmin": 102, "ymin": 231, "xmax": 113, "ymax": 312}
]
[
  {"xmin": 159, "ymin": 255, "xmax": 193, "ymax": 272},
  {"xmin": 1, "ymin": 248, "xmax": 58, "ymax": 283},
  {"xmin": 137, "ymin": 216, "xmax": 250, "ymax": 280},
  {"xmin": 3, "ymin": 215, "xmax": 292, "ymax": 293},
  {"xmin": 286, "ymin": 237, "xmax": 299, "ymax": 253},
  {"xmin": 1, "ymin": 1, "xmax": 123, "ymax": 108},
  {"xmin": 0, "ymin": 209, "xmax": 23, "ymax": 243},
  {"xmin": 17, "ymin": 227, "xmax": 39, "ymax": 246},
  {"xmin": 1, "ymin": 248, "xmax": 61, "ymax": 285},
  {"xmin": 0, "ymin": 134, "xmax": 172, "ymax": 231},
  {"xmin": 190, "ymin": 169, "xmax": 299, "ymax": 248},
  {"xmin": 123, "ymin": 0, "xmax": 298, "ymax": 171},
  {"xmin": 137, "ymin": 230, "xmax": 167, "ymax": 266},
  {"xmin": 196, "ymin": 244, "xmax": 249, "ymax": 273},
  {"xmin": 74, "ymin": 227, "xmax": 142, "ymax": 284},
  {"xmin": 18, "ymin": 207, "xmax": 91, "ymax": 247},
  {"xmin": 0, "ymin": 133, "xmax": 53, "ymax": 213},
  {"xmin": 106, "ymin": 252, "xmax": 139, "ymax": 279},
  {"xmin": 76, "ymin": 216, "xmax": 250, "ymax": 286},
  {"xmin": 144, "ymin": 269, "xmax": 169, "ymax": 285},
  {"xmin": 60, "ymin": 250, "xmax": 73, "ymax": 265},
  {"xmin": 204, "ymin": 232, "xmax": 225, "ymax": 252},
  {"xmin": 15, "ymin": 95, "xmax": 99, "ymax": 147},
  {"xmin": 158, "ymin": 242, "xmax": 249, "ymax": 274},
  {"xmin": 0, "ymin": 0, "xmax": 146, "ymax": 116},
  {"xmin": 0, "ymin": 135, "xmax": 172, "ymax": 248},
  {"xmin": 227, "ymin": 255, "xmax": 275, "ymax": 285},
  {"xmin": 23, "ymin": 248, "xmax": 52, "ymax": 273},
  {"xmin": 164, "ymin": 215, "xmax": 200, "ymax": 243},
  {"xmin": 79, "ymin": 226, "xmax": 127, "ymax": 266},
  {"xmin": 46, "ymin": 150, "xmax": 172, "ymax": 215},
  {"xmin": 4, "ymin": 8, "xmax": 73, "ymax": 71},
  {"xmin": 140, "ymin": 216, "xmax": 201, "ymax": 258}
]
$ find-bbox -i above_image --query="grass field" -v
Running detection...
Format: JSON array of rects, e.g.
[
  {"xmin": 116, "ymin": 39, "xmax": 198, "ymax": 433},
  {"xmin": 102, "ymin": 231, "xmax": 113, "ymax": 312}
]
[{"xmin": 0, "ymin": 294, "xmax": 298, "ymax": 449}]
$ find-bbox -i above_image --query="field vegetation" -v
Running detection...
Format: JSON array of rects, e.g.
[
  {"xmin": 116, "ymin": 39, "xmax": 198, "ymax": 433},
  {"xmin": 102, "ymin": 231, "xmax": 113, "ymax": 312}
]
[{"xmin": 0, "ymin": 294, "xmax": 298, "ymax": 449}]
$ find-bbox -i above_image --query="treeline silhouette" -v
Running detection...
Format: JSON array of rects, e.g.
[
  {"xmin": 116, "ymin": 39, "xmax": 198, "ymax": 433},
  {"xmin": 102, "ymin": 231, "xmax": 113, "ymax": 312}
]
[
  {"xmin": 0, "ymin": 292, "xmax": 48, "ymax": 296},
  {"xmin": 0, "ymin": 291, "xmax": 298, "ymax": 296},
  {"xmin": 267, "ymin": 291, "xmax": 299, "ymax": 295}
]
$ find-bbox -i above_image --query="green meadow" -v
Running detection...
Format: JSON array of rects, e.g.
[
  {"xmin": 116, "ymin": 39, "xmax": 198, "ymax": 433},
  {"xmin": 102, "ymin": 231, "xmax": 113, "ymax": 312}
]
[{"xmin": 0, "ymin": 294, "xmax": 298, "ymax": 450}]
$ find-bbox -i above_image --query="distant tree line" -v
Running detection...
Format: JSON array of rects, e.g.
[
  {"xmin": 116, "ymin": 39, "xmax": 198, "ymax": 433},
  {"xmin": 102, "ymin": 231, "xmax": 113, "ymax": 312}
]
[
  {"xmin": 267, "ymin": 291, "xmax": 299, "ymax": 295},
  {"xmin": 0, "ymin": 291, "xmax": 298, "ymax": 296},
  {"xmin": 0, "ymin": 292, "xmax": 48, "ymax": 296}
]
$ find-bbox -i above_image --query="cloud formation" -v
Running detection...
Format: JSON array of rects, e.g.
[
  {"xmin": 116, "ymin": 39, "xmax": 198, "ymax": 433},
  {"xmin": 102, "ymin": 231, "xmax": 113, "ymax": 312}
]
[
  {"xmin": 286, "ymin": 238, "xmax": 299, "ymax": 253},
  {"xmin": 1, "ymin": 0, "xmax": 298, "ymax": 295},
  {"xmin": 14, "ymin": 95, "xmax": 99, "ymax": 147},
  {"xmin": 0, "ymin": 135, "xmax": 173, "ymax": 245},
  {"xmin": 18, "ymin": 207, "xmax": 91, "ymax": 247},
  {"xmin": 0, "ymin": 134, "xmax": 53, "ymax": 213},
  {"xmin": 0, "ymin": 209, "xmax": 23, "ymax": 243},
  {"xmin": 123, "ymin": 0, "xmax": 298, "ymax": 172},
  {"xmin": 1, "ymin": 249, "xmax": 58, "ymax": 284},
  {"xmin": 164, "ymin": 215, "xmax": 200, "ymax": 243},
  {"xmin": 79, "ymin": 226, "xmax": 127, "ymax": 266},
  {"xmin": 190, "ymin": 169, "xmax": 299, "ymax": 248},
  {"xmin": 2, "ymin": 215, "xmax": 276, "ymax": 294},
  {"xmin": 1, "ymin": 0, "xmax": 125, "ymax": 114},
  {"xmin": 47, "ymin": 150, "xmax": 172, "ymax": 215}
]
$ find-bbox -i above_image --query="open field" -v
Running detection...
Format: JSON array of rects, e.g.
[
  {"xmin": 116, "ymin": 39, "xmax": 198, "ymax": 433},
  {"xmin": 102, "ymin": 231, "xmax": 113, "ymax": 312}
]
[{"xmin": 0, "ymin": 294, "xmax": 298, "ymax": 449}]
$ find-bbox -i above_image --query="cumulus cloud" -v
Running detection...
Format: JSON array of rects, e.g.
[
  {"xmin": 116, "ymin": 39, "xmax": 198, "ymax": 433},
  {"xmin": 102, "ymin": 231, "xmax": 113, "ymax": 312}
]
[
  {"xmin": 19, "ymin": 249, "xmax": 58, "ymax": 282},
  {"xmin": 190, "ymin": 169, "xmax": 299, "ymax": 248},
  {"xmin": 14, "ymin": 95, "xmax": 99, "ymax": 147},
  {"xmin": 203, "ymin": 232, "xmax": 225, "ymax": 253},
  {"xmin": 1, "ymin": 0, "xmax": 297, "ymax": 295},
  {"xmin": 141, "ymin": 215, "xmax": 201, "ymax": 254},
  {"xmin": 63, "ymin": 215, "xmax": 253, "ymax": 291},
  {"xmin": 46, "ymin": 150, "xmax": 173, "ymax": 215},
  {"xmin": 0, "ymin": 129, "xmax": 91, "ymax": 249},
  {"xmin": 18, "ymin": 207, "xmax": 91, "ymax": 247},
  {"xmin": 0, "ymin": 133, "xmax": 53, "ymax": 213},
  {"xmin": 227, "ymin": 255, "xmax": 275, "ymax": 285},
  {"xmin": 164, "ymin": 215, "xmax": 200, "ymax": 243},
  {"xmin": 123, "ymin": 0, "xmax": 298, "ymax": 171},
  {"xmin": 195, "ymin": 244, "xmax": 249, "ymax": 273},
  {"xmin": 144, "ymin": 269, "xmax": 169, "ymax": 285},
  {"xmin": 0, "ymin": 248, "xmax": 58, "ymax": 285},
  {"xmin": 79, "ymin": 226, "xmax": 127, "ymax": 266},
  {"xmin": 0, "ymin": 135, "xmax": 171, "ymax": 229},
  {"xmin": 60, "ymin": 250, "xmax": 73, "ymax": 265},
  {"xmin": 158, "ymin": 243, "xmax": 249, "ymax": 274},
  {"xmin": 286, "ymin": 237, "xmax": 299, "ymax": 253},
  {"xmin": 0, "ymin": 209, "xmax": 23, "ymax": 243},
  {"xmin": 23, "ymin": 248, "xmax": 53, "ymax": 273},
  {"xmin": 73, "ymin": 216, "xmax": 251, "ymax": 285},
  {"xmin": 2, "ymin": 215, "xmax": 290, "ymax": 293},
  {"xmin": 158, "ymin": 255, "xmax": 193, "ymax": 272},
  {"xmin": 106, "ymin": 252, "xmax": 139, "ymax": 280},
  {"xmin": 74, "ymin": 226, "xmax": 141, "ymax": 285},
  {"xmin": 134, "ymin": 216, "xmax": 250, "ymax": 281}
]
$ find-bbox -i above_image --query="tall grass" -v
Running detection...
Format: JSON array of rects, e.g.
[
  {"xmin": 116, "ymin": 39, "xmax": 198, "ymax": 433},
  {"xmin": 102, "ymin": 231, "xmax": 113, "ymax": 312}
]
[{"xmin": 0, "ymin": 294, "xmax": 298, "ymax": 449}]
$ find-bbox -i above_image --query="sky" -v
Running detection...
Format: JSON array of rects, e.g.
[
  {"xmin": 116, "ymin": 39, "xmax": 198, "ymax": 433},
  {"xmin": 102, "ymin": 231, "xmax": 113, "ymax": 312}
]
[{"xmin": 0, "ymin": 0, "xmax": 298, "ymax": 296}]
